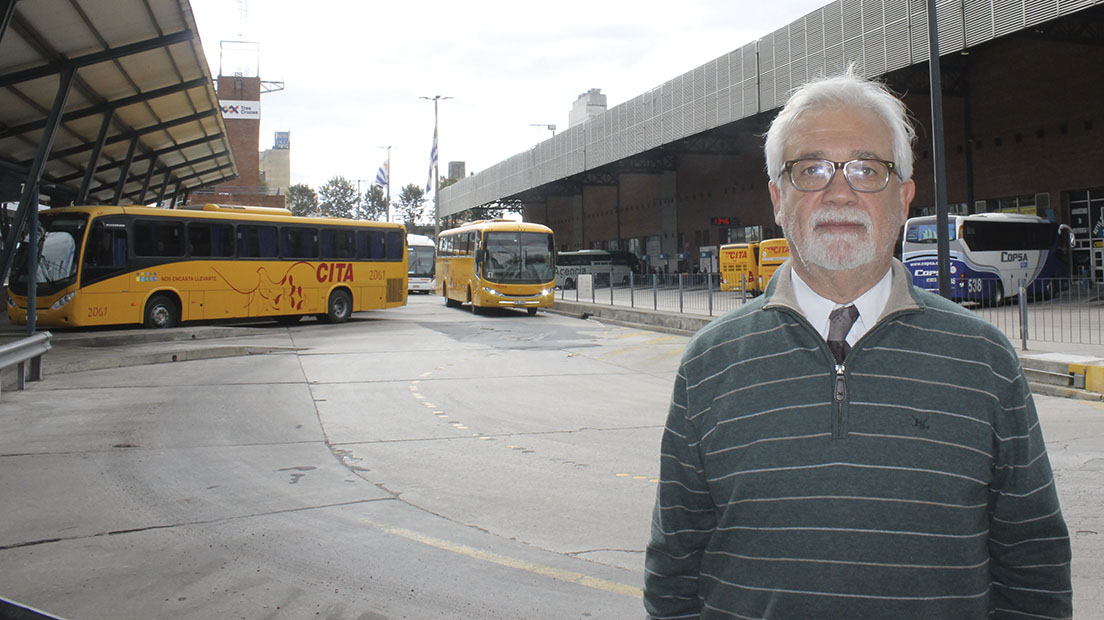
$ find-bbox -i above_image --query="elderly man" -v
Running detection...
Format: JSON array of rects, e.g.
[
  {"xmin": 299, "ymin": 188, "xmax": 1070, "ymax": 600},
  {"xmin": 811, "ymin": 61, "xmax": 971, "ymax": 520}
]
[{"xmin": 643, "ymin": 73, "xmax": 1071, "ymax": 619}]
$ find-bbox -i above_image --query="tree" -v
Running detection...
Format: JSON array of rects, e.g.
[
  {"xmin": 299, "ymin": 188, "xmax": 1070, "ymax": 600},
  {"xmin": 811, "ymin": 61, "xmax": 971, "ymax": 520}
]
[
  {"xmin": 318, "ymin": 176, "xmax": 357, "ymax": 219},
  {"xmin": 286, "ymin": 183, "xmax": 317, "ymax": 217},
  {"xmin": 360, "ymin": 184, "xmax": 390, "ymax": 221},
  {"xmin": 395, "ymin": 183, "xmax": 427, "ymax": 226}
]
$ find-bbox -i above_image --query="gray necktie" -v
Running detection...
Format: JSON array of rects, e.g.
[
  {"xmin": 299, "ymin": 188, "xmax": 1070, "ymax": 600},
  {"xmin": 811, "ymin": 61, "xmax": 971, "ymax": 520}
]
[{"xmin": 827, "ymin": 305, "xmax": 859, "ymax": 365}]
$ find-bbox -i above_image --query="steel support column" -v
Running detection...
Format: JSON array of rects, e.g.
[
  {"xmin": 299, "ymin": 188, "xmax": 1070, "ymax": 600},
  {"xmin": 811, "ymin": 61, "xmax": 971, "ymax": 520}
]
[
  {"xmin": 112, "ymin": 136, "xmax": 139, "ymax": 205},
  {"xmin": 77, "ymin": 108, "xmax": 114, "ymax": 204},
  {"xmin": 138, "ymin": 157, "xmax": 157, "ymax": 204},
  {"xmin": 0, "ymin": 0, "xmax": 15, "ymax": 46},
  {"xmin": 155, "ymin": 170, "xmax": 171, "ymax": 206},
  {"xmin": 0, "ymin": 66, "xmax": 76, "ymax": 288}
]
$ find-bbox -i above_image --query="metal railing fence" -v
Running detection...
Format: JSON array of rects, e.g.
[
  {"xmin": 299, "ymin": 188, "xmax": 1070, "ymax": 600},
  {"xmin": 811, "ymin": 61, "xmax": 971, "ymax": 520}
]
[{"xmin": 557, "ymin": 271, "xmax": 1104, "ymax": 349}]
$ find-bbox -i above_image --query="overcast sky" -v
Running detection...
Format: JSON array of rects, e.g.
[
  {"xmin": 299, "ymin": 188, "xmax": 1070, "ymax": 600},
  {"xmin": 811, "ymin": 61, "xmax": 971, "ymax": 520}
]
[{"xmin": 189, "ymin": 0, "xmax": 831, "ymax": 208}]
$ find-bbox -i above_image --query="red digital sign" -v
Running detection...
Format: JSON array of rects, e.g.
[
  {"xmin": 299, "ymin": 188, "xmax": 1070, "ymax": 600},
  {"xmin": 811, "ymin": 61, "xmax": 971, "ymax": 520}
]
[{"xmin": 711, "ymin": 217, "xmax": 732, "ymax": 226}]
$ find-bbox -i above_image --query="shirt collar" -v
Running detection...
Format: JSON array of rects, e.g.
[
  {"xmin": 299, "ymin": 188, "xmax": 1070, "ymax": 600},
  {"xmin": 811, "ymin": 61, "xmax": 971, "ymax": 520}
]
[{"xmin": 790, "ymin": 268, "xmax": 894, "ymax": 344}]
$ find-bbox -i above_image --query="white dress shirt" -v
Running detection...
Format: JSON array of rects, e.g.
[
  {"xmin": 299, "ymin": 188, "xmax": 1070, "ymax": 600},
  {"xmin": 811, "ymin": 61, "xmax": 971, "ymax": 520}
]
[{"xmin": 790, "ymin": 268, "xmax": 893, "ymax": 346}]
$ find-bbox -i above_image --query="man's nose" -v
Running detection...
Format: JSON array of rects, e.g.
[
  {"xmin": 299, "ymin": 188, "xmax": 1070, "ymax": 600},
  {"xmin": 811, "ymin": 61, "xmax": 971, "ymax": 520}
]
[{"xmin": 822, "ymin": 168, "xmax": 858, "ymax": 202}]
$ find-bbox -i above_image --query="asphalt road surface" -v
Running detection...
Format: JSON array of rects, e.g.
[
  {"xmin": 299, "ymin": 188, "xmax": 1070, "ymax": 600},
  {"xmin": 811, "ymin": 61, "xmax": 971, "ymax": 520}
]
[{"xmin": 1, "ymin": 294, "xmax": 1101, "ymax": 618}]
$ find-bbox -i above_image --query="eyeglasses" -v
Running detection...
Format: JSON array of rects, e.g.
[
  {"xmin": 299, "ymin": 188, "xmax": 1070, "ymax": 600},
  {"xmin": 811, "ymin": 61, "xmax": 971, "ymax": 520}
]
[{"xmin": 782, "ymin": 158, "xmax": 898, "ymax": 193}]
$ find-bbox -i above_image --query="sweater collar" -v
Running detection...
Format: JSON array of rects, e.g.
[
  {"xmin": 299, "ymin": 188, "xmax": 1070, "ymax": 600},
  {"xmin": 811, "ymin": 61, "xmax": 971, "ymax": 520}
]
[{"xmin": 764, "ymin": 258, "xmax": 923, "ymax": 324}]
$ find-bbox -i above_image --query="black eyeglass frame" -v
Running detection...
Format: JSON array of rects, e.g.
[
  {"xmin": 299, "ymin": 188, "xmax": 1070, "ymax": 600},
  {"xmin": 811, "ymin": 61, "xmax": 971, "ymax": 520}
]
[{"xmin": 782, "ymin": 158, "xmax": 899, "ymax": 193}]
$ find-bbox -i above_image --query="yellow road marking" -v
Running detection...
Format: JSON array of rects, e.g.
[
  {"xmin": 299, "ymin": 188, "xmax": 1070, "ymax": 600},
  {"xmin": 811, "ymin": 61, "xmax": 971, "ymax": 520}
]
[{"xmin": 364, "ymin": 521, "xmax": 642, "ymax": 598}]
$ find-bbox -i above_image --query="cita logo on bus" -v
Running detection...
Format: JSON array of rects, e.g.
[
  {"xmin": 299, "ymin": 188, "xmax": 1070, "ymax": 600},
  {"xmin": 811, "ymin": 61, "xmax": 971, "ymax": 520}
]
[{"xmin": 316, "ymin": 262, "xmax": 355, "ymax": 283}]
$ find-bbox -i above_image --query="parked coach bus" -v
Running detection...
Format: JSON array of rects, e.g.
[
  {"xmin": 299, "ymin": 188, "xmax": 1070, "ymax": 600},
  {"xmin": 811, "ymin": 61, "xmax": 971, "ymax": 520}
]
[
  {"xmin": 436, "ymin": 219, "xmax": 555, "ymax": 315},
  {"xmin": 407, "ymin": 233, "xmax": 436, "ymax": 294},
  {"xmin": 6, "ymin": 204, "xmax": 408, "ymax": 329},
  {"xmin": 719, "ymin": 238, "xmax": 790, "ymax": 294},
  {"xmin": 555, "ymin": 249, "xmax": 636, "ymax": 289},
  {"xmin": 902, "ymin": 213, "xmax": 1074, "ymax": 305}
]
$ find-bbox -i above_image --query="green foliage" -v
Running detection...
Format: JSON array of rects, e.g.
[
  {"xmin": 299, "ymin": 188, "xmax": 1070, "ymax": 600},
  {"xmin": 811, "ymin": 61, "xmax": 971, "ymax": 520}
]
[
  {"xmin": 286, "ymin": 183, "xmax": 318, "ymax": 217},
  {"xmin": 360, "ymin": 184, "xmax": 390, "ymax": 221},
  {"xmin": 318, "ymin": 176, "xmax": 358, "ymax": 219},
  {"xmin": 395, "ymin": 183, "xmax": 427, "ymax": 226}
]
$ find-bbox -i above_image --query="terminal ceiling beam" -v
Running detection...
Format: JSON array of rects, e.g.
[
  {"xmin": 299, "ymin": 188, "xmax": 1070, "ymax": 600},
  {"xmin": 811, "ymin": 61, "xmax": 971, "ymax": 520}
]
[
  {"xmin": 0, "ymin": 0, "xmax": 14, "ymax": 46},
  {"xmin": 21, "ymin": 109, "xmax": 219, "ymax": 164},
  {"xmin": 0, "ymin": 77, "xmax": 209, "ymax": 141},
  {"xmin": 0, "ymin": 29, "xmax": 193, "ymax": 89},
  {"xmin": 57, "ymin": 134, "xmax": 228, "ymax": 184}
]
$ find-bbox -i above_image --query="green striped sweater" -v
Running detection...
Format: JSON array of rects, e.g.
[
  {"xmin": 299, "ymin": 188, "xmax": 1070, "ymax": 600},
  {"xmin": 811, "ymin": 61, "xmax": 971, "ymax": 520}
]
[{"xmin": 644, "ymin": 260, "xmax": 1071, "ymax": 619}]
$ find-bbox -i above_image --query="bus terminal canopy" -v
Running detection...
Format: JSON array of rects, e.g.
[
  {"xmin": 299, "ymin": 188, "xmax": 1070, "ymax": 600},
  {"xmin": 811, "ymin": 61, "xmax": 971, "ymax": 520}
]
[{"xmin": 0, "ymin": 0, "xmax": 237, "ymax": 208}]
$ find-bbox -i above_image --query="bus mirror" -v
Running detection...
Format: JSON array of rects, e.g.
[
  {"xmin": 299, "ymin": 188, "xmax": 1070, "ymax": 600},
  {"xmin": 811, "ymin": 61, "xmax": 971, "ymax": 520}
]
[{"xmin": 475, "ymin": 249, "xmax": 485, "ymax": 263}]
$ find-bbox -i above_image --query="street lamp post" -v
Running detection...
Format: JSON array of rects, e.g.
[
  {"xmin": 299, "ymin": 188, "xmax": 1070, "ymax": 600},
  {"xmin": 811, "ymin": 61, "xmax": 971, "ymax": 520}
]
[
  {"xmin": 529, "ymin": 123, "xmax": 556, "ymax": 137},
  {"xmin": 420, "ymin": 95, "xmax": 452, "ymax": 239},
  {"xmin": 353, "ymin": 178, "xmax": 371, "ymax": 219}
]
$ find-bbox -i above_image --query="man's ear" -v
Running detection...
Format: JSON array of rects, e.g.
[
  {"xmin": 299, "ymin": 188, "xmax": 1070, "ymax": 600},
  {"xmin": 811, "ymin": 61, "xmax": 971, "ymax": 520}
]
[{"xmin": 769, "ymin": 182, "xmax": 783, "ymax": 226}]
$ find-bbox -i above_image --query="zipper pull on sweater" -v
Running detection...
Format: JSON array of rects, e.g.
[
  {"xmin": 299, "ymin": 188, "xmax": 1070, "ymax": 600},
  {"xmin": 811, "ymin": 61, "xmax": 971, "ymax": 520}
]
[{"xmin": 834, "ymin": 364, "xmax": 847, "ymax": 402}]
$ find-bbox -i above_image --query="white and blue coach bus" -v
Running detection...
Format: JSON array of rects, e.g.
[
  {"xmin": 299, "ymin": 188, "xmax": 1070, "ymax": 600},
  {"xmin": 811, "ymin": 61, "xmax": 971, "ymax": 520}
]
[
  {"xmin": 407, "ymin": 233, "xmax": 436, "ymax": 294},
  {"xmin": 902, "ymin": 213, "xmax": 1073, "ymax": 305}
]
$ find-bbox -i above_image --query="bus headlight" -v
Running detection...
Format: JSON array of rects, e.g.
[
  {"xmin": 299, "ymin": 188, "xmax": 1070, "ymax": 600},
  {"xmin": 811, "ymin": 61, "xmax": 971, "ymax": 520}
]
[
  {"xmin": 6, "ymin": 296, "xmax": 14, "ymax": 307},
  {"xmin": 541, "ymin": 288, "xmax": 553, "ymax": 297},
  {"xmin": 50, "ymin": 292, "xmax": 76, "ymax": 310},
  {"xmin": 482, "ymin": 286, "xmax": 501, "ymax": 297}
]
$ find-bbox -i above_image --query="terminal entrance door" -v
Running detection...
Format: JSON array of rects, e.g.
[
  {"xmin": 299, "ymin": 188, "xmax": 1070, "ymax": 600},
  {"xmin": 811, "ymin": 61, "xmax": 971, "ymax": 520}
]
[{"xmin": 1068, "ymin": 189, "xmax": 1104, "ymax": 283}]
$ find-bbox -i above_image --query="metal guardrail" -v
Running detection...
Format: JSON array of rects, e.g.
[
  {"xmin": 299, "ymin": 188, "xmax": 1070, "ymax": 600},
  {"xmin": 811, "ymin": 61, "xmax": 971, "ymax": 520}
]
[
  {"xmin": 0, "ymin": 331, "xmax": 52, "ymax": 400},
  {"xmin": 558, "ymin": 273, "xmax": 1104, "ymax": 349}
]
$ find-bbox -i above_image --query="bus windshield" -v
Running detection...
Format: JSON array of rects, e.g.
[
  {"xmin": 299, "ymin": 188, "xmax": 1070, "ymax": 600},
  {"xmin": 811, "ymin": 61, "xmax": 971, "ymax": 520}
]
[
  {"xmin": 408, "ymin": 245, "xmax": 435, "ymax": 278},
  {"xmin": 10, "ymin": 213, "xmax": 87, "ymax": 295},
  {"xmin": 483, "ymin": 231, "xmax": 554, "ymax": 284}
]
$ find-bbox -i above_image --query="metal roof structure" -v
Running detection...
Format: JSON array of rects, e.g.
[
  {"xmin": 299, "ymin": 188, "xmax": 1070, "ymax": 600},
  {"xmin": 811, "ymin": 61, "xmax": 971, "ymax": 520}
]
[
  {"xmin": 440, "ymin": 0, "xmax": 1103, "ymax": 218},
  {"xmin": 0, "ymin": 0, "xmax": 236, "ymax": 208}
]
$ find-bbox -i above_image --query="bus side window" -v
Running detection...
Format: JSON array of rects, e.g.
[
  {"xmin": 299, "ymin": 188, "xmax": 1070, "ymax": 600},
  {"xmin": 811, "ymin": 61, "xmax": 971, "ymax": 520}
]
[
  {"xmin": 386, "ymin": 230, "xmax": 404, "ymax": 260},
  {"xmin": 281, "ymin": 226, "xmax": 319, "ymax": 258},
  {"xmin": 358, "ymin": 230, "xmax": 387, "ymax": 259},
  {"xmin": 188, "ymin": 223, "xmax": 212, "ymax": 257},
  {"xmin": 82, "ymin": 222, "xmax": 129, "ymax": 285},
  {"xmin": 238, "ymin": 225, "xmax": 278, "ymax": 258},
  {"xmin": 135, "ymin": 220, "xmax": 184, "ymax": 257},
  {"xmin": 321, "ymin": 229, "xmax": 356, "ymax": 259},
  {"xmin": 188, "ymin": 223, "xmax": 235, "ymax": 258}
]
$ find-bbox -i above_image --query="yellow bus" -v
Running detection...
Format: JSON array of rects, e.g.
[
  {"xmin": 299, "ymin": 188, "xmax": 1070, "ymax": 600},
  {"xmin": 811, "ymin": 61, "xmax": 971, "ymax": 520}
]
[
  {"xmin": 718, "ymin": 238, "xmax": 790, "ymax": 294},
  {"xmin": 719, "ymin": 242, "xmax": 760, "ymax": 293},
  {"xmin": 6, "ymin": 204, "xmax": 408, "ymax": 329},
  {"xmin": 757, "ymin": 238, "xmax": 790, "ymax": 291},
  {"xmin": 436, "ymin": 219, "xmax": 555, "ymax": 315}
]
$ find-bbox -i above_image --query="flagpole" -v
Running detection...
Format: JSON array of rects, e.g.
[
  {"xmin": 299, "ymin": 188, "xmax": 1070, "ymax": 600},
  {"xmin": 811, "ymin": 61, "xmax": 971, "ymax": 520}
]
[
  {"xmin": 420, "ymin": 95, "xmax": 451, "ymax": 239},
  {"xmin": 378, "ymin": 145, "xmax": 392, "ymax": 222}
]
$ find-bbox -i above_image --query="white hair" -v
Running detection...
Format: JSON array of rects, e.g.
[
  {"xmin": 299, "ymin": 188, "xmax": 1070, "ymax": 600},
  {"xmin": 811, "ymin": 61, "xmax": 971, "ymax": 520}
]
[{"xmin": 764, "ymin": 70, "xmax": 916, "ymax": 184}]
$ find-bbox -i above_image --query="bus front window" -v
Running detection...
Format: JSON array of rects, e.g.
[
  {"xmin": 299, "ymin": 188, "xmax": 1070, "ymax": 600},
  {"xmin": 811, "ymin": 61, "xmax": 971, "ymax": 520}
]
[
  {"xmin": 408, "ymin": 246, "xmax": 436, "ymax": 278},
  {"xmin": 482, "ymin": 231, "xmax": 554, "ymax": 284},
  {"xmin": 9, "ymin": 214, "xmax": 87, "ymax": 296}
]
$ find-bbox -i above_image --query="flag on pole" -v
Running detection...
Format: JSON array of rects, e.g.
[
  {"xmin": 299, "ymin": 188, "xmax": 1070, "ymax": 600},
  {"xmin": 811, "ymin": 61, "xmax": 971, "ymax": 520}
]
[
  {"xmin": 425, "ymin": 128, "xmax": 437, "ymax": 194},
  {"xmin": 374, "ymin": 161, "xmax": 388, "ymax": 188}
]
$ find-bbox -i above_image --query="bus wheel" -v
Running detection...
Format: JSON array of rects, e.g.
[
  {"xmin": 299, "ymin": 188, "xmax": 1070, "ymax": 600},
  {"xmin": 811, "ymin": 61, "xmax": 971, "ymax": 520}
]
[
  {"xmin": 527, "ymin": 308, "xmax": 537, "ymax": 316},
  {"xmin": 986, "ymin": 282, "xmax": 1005, "ymax": 307},
  {"xmin": 144, "ymin": 294, "xmax": 179, "ymax": 329},
  {"xmin": 468, "ymin": 288, "xmax": 481, "ymax": 315},
  {"xmin": 323, "ymin": 289, "xmax": 353, "ymax": 323}
]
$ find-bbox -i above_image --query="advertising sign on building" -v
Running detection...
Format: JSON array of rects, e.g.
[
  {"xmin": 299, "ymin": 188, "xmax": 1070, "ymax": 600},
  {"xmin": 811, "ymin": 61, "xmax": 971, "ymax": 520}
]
[{"xmin": 220, "ymin": 100, "xmax": 261, "ymax": 120}]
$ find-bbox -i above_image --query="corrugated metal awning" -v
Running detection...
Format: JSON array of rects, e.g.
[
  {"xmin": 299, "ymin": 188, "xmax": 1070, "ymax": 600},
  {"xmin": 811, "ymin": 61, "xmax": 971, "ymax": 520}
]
[{"xmin": 0, "ymin": 0, "xmax": 236, "ymax": 206}]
